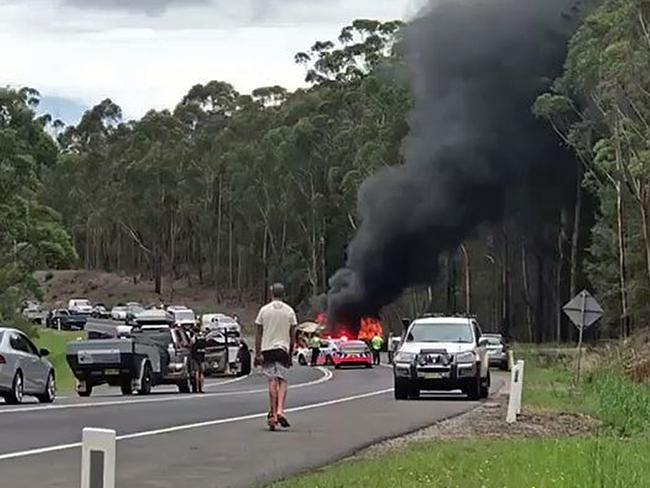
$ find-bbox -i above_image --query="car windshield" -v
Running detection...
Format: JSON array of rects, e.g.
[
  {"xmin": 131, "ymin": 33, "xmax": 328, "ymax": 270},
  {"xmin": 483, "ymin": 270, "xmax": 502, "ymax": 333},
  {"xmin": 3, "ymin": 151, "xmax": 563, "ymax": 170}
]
[
  {"xmin": 485, "ymin": 337, "xmax": 502, "ymax": 345},
  {"xmin": 75, "ymin": 300, "xmax": 90, "ymax": 307},
  {"xmin": 408, "ymin": 322, "xmax": 474, "ymax": 343},
  {"xmin": 113, "ymin": 307, "xmax": 126, "ymax": 312},
  {"xmin": 340, "ymin": 342, "xmax": 367, "ymax": 350}
]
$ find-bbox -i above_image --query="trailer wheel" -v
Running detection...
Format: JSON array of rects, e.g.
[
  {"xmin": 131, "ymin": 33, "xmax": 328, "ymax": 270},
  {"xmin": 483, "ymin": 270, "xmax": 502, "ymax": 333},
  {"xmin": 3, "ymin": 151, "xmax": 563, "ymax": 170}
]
[
  {"xmin": 77, "ymin": 381, "xmax": 93, "ymax": 397},
  {"xmin": 178, "ymin": 378, "xmax": 191, "ymax": 394},
  {"xmin": 120, "ymin": 379, "xmax": 133, "ymax": 395}
]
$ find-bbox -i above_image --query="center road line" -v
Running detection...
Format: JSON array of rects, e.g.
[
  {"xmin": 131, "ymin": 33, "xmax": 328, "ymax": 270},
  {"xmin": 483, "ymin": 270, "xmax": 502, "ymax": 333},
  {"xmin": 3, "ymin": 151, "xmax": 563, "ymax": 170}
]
[
  {"xmin": 0, "ymin": 386, "xmax": 393, "ymax": 462},
  {"xmin": 0, "ymin": 367, "xmax": 332, "ymax": 415}
]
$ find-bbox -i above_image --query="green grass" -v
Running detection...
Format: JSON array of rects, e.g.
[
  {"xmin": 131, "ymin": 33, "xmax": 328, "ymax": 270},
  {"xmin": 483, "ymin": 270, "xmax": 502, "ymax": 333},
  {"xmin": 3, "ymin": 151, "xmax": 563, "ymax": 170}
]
[
  {"xmin": 273, "ymin": 437, "xmax": 650, "ymax": 488},
  {"xmin": 34, "ymin": 328, "xmax": 84, "ymax": 392}
]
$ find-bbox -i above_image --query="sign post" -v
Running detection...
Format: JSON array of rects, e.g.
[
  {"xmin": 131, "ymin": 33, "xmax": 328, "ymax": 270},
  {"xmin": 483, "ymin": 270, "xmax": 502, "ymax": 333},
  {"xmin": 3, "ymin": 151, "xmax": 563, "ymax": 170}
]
[
  {"xmin": 562, "ymin": 290, "xmax": 603, "ymax": 384},
  {"xmin": 81, "ymin": 428, "xmax": 116, "ymax": 488}
]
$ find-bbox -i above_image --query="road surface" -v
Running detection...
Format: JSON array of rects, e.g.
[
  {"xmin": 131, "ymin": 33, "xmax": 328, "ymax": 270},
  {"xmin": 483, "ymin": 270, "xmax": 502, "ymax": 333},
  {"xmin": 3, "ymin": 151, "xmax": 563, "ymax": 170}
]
[{"xmin": 0, "ymin": 321, "xmax": 503, "ymax": 487}]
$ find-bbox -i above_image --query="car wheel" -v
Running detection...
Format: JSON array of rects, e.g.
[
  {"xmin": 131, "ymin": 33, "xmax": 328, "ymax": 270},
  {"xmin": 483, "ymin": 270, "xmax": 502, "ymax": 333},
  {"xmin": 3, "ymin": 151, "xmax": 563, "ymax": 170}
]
[
  {"xmin": 480, "ymin": 371, "xmax": 491, "ymax": 399},
  {"xmin": 37, "ymin": 371, "xmax": 56, "ymax": 403},
  {"xmin": 6, "ymin": 371, "xmax": 24, "ymax": 404},
  {"xmin": 500, "ymin": 360, "xmax": 510, "ymax": 371},
  {"xmin": 139, "ymin": 363, "xmax": 152, "ymax": 395},
  {"xmin": 394, "ymin": 377, "xmax": 410, "ymax": 400},
  {"xmin": 465, "ymin": 374, "xmax": 481, "ymax": 401},
  {"xmin": 408, "ymin": 385, "xmax": 421, "ymax": 399},
  {"xmin": 238, "ymin": 348, "xmax": 252, "ymax": 376}
]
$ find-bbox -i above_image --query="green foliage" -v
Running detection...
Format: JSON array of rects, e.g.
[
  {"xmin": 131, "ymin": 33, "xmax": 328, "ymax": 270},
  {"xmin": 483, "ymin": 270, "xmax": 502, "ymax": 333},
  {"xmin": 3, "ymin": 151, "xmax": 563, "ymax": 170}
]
[
  {"xmin": 35, "ymin": 328, "xmax": 83, "ymax": 391},
  {"xmin": 0, "ymin": 87, "xmax": 76, "ymax": 322}
]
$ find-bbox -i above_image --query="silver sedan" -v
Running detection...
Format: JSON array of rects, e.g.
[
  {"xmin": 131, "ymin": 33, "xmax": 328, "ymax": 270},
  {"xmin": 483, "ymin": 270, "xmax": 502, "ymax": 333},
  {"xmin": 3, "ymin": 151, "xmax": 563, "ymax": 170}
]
[{"xmin": 0, "ymin": 327, "xmax": 56, "ymax": 404}]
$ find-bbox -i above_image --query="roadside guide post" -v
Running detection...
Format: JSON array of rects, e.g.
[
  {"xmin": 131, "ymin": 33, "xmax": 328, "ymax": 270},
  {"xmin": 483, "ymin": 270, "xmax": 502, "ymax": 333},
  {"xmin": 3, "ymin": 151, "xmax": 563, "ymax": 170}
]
[
  {"xmin": 81, "ymin": 427, "xmax": 116, "ymax": 488},
  {"xmin": 562, "ymin": 290, "xmax": 603, "ymax": 384},
  {"xmin": 506, "ymin": 360, "xmax": 525, "ymax": 423}
]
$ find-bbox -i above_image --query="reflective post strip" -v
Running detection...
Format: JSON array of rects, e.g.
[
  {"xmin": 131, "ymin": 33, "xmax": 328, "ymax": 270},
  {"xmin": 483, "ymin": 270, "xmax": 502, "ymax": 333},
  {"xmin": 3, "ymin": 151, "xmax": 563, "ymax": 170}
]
[
  {"xmin": 506, "ymin": 360, "xmax": 525, "ymax": 424},
  {"xmin": 81, "ymin": 428, "xmax": 116, "ymax": 488}
]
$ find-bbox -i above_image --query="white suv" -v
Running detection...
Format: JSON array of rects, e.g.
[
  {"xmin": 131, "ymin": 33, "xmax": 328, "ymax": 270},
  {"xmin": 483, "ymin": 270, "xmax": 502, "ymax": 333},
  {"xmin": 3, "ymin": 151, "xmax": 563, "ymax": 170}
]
[{"xmin": 393, "ymin": 315, "xmax": 490, "ymax": 400}]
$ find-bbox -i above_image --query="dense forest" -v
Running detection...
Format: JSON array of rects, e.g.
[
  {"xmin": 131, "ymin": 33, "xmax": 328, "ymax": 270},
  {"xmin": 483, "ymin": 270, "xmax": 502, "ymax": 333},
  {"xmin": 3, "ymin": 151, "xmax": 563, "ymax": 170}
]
[{"xmin": 2, "ymin": 0, "xmax": 649, "ymax": 340}]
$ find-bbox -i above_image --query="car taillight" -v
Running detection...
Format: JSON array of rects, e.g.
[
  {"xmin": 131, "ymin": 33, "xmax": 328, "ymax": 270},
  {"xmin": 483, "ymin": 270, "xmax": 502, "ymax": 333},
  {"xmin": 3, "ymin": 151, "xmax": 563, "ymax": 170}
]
[{"xmin": 0, "ymin": 354, "xmax": 5, "ymax": 364}]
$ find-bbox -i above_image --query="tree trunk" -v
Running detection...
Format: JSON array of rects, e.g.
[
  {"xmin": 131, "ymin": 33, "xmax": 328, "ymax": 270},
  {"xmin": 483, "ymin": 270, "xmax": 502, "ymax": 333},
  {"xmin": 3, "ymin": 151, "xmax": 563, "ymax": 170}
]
[
  {"xmin": 640, "ymin": 185, "xmax": 650, "ymax": 288},
  {"xmin": 616, "ymin": 181, "xmax": 629, "ymax": 336},
  {"xmin": 521, "ymin": 241, "xmax": 534, "ymax": 342},
  {"xmin": 154, "ymin": 244, "xmax": 162, "ymax": 295},
  {"xmin": 215, "ymin": 175, "xmax": 223, "ymax": 291},
  {"xmin": 459, "ymin": 243, "xmax": 471, "ymax": 314},
  {"xmin": 569, "ymin": 162, "xmax": 582, "ymax": 298},
  {"xmin": 228, "ymin": 198, "xmax": 235, "ymax": 290},
  {"xmin": 501, "ymin": 225, "xmax": 510, "ymax": 339}
]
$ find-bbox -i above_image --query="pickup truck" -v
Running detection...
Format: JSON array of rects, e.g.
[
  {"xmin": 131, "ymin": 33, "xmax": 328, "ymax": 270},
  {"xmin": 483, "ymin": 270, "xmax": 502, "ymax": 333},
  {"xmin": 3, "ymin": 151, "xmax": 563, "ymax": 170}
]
[{"xmin": 66, "ymin": 310, "xmax": 193, "ymax": 396}]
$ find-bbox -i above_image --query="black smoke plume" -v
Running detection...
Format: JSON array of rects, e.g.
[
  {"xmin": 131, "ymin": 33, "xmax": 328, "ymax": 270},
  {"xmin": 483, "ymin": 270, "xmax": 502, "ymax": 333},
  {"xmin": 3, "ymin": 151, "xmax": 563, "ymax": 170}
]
[{"xmin": 326, "ymin": 0, "xmax": 589, "ymax": 327}]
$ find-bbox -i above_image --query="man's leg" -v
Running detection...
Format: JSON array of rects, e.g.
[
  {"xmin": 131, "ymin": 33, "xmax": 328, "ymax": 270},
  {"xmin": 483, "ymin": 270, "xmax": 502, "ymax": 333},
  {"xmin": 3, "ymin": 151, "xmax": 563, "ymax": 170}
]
[
  {"xmin": 268, "ymin": 378, "xmax": 279, "ymax": 419},
  {"xmin": 276, "ymin": 378, "xmax": 288, "ymax": 417}
]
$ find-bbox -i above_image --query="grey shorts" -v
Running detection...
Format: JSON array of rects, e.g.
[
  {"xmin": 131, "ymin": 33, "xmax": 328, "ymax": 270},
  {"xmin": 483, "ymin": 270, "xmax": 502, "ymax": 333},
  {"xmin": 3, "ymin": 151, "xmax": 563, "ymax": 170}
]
[{"xmin": 262, "ymin": 361, "xmax": 289, "ymax": 381}]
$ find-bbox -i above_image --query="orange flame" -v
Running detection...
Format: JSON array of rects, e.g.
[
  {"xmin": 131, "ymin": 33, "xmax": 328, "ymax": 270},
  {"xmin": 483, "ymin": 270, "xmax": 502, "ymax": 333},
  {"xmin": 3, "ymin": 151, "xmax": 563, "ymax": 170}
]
[{"xmin": 358, "ymin": 317, "xmax": 384, "ymax": 341}]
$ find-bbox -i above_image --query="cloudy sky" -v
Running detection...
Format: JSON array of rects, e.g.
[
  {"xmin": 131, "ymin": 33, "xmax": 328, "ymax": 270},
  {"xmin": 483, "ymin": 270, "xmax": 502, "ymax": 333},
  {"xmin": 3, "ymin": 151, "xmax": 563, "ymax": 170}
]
[{"xmin": 1, "ymin": 0, "xmax": 424, "ymax": 122}]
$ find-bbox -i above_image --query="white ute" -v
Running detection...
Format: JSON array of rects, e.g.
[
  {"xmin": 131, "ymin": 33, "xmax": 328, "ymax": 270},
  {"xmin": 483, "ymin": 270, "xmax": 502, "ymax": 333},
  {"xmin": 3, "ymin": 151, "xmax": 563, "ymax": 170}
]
[
  {"xmin": 68, "ymin": 298, "xmax": 93, "ymax": 315},
  {"xmin": 393, "ymin": 315, "xmax": 490, "ymax": 400}
]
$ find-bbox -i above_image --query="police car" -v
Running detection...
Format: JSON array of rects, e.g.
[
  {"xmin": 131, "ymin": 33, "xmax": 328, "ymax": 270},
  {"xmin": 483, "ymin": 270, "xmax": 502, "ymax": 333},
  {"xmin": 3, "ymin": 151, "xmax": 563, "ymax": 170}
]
[{"xmin": 393, "ymin": 315, "xmax": 490, "ymax": 400}]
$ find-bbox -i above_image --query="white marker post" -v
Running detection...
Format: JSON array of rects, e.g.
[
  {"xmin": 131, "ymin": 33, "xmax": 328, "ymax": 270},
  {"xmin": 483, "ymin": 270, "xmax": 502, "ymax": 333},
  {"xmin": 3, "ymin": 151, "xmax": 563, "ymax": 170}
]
[
  {"xmin": 81, "ymin": 428, "xmax": 116, "ymax": 488},
  {"xmin": 506, "ymin": 360, "xmax": 525, "ymax": 423}
]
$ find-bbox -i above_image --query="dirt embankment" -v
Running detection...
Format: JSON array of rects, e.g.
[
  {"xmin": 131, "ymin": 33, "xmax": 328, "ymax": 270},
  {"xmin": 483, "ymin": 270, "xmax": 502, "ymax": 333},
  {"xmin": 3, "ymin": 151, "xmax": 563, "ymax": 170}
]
[{"xmin": 36, "ymin": 270, "xmax": 261, "ymax": 324}]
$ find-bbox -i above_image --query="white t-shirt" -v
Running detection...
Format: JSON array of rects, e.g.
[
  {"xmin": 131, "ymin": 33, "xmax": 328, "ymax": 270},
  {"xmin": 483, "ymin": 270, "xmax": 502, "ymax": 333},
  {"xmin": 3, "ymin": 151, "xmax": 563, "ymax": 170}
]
[{"xmin": 255, "ymin": 300, "xmax": 298, "ymax": 352}]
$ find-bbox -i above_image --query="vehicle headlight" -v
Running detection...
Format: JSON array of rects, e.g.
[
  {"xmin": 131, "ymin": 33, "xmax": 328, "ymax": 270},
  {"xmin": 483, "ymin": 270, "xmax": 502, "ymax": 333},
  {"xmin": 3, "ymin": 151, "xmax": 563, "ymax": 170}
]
[
  {"xmin": 455, "ymin": 351, "xmax": 477, "ymax": 363},
  {"xmin": 394, "ymin": 351, "xmax": 416, "ymax": 363}
]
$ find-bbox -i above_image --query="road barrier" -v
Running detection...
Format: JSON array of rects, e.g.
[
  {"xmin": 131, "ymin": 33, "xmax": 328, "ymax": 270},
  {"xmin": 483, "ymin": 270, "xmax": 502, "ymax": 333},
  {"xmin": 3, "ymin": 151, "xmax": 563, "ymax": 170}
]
[
  {"xmin": 81, "ymin": 428, "xmax": 116, "ymax": 488},
  {"xmin": 506, "ymin": 360, "xmax": 525, "ymax": 424}
]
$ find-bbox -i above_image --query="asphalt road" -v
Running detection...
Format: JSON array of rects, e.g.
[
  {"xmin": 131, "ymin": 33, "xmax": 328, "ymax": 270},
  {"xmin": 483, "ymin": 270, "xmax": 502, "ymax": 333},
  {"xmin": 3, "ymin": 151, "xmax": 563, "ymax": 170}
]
[{"xmin": 0, "ymin": 320, "xmax": 504, "ymax": 487}]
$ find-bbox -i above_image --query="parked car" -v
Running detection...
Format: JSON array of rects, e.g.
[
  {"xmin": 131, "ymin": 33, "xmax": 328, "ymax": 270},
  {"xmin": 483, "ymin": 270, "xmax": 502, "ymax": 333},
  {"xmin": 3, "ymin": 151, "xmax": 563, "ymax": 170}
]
[
  {"xmin": 46, "ymin": 309, "xmax": 87, "ymax": 330},
  {"xmin": 203, "ymin": 329, "xmax": 251, "ymax": 377},
  {"xmin": 294, "ymin": 339, "xmax": 341, "ymax": 366},
  {"xmin": 111, "ymin": 306, "xmax": 128, "ymax": 321},
  {"xmin": 482, "ymin": 333, "xmax": 510, "ymax": 370},
  {"xmin": 0, "ymin": 327, "xmax": 56, "ymax": 404},
  {"xmin": 167, "ymin": 306, "xmax": 196, "ymax": 329},
  {"xmin": 67, "ymin": 298, "xmax": 93, "ymax": 316},
  {"xmin": 331, "ymin": 340, "xmax": 373, "ymax": 369},
  {"xmin": 21, "ymin": 301, "xmax": 46, "ymax": 325},
  {"xmin": 393, "ymin": 315, "xmax": 490, "ymax": 400},
  {"xmin": 91, "ymin": 303, "xmax": 111, "ymax": 319}
]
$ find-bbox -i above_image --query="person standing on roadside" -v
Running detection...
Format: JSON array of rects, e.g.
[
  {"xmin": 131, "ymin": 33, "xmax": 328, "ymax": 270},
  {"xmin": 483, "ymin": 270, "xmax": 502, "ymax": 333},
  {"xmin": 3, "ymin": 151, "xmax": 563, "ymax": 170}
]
[
  {"xmin": 255, "ymin": 283, "xmax": 297, "ymax": 431},
  {"xmin": 191, "ymin": 325, "xmax": 207, "ymax": 393},
  {"xmin": 309, "ymin": 333, "xmax": 321, "ymax": 366},
  {"xmin": 371, "ymin": 333, "xmax": 384, "ymax": 365}
]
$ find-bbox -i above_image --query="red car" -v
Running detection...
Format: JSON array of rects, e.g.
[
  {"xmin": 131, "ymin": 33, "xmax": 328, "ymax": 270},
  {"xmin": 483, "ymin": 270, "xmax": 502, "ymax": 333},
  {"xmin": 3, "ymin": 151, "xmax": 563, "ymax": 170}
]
[{"xmin": 332, "ymin": 340, "xmax": 373, "ymax": 369}]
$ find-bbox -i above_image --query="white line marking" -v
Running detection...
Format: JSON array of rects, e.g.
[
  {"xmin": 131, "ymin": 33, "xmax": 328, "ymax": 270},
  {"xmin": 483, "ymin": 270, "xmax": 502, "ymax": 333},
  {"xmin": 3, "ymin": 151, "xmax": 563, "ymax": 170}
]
[
  {"xmin": 0, "ymin": 368, "xmax": 331, "ymax": 415},
  {"xmin": 0, "ymin": 386, "xmax": 392, "ymax": 461}
]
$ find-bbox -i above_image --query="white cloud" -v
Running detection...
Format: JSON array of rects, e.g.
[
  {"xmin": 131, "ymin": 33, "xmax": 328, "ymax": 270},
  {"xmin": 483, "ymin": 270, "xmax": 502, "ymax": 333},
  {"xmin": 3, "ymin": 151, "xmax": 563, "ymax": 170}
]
[{"xmin": 1, "ymin": 0, "xmax": 425, "ymax": 118}]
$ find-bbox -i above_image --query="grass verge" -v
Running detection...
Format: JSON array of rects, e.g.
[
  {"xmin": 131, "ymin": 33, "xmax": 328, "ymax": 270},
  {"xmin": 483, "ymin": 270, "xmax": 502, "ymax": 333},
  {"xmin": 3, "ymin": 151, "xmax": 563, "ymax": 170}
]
[
  {"xmin": 272, "ymin": 437, "xmax": 650, "ymax": 488},
  {"xmin": 34, "ymin": 328, "xmax": 84, "ymax": 392}
]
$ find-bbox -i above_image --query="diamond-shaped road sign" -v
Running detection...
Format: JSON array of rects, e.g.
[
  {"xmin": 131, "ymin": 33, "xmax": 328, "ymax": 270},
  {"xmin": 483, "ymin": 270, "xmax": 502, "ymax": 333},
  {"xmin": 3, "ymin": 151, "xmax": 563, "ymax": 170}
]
[{"xmin": 563, "ymin": 290, "xmax": 604, "ymax": 330}]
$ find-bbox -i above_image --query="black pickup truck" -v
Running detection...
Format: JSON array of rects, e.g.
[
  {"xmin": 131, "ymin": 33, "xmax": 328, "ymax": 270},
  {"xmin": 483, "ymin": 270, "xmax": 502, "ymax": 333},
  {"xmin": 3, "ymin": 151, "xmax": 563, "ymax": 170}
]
[{"xmin": 66, "ymin": 311, "xmax": 193, "ymax": 396}]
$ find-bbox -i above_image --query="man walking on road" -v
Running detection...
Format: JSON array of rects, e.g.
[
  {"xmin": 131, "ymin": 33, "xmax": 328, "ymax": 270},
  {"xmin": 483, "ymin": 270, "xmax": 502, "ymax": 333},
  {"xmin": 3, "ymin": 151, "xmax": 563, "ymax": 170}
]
[
  {"xmin": 309, "ymin": 333, "xmax": 321, "ymax": 366},
  {"xmin": 255, "ymin": 283, "xmax": 297, "ymax": 431},
  {"xmin": 371, "ymin": 333, "xmax": 383, "ymax": 366}
]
